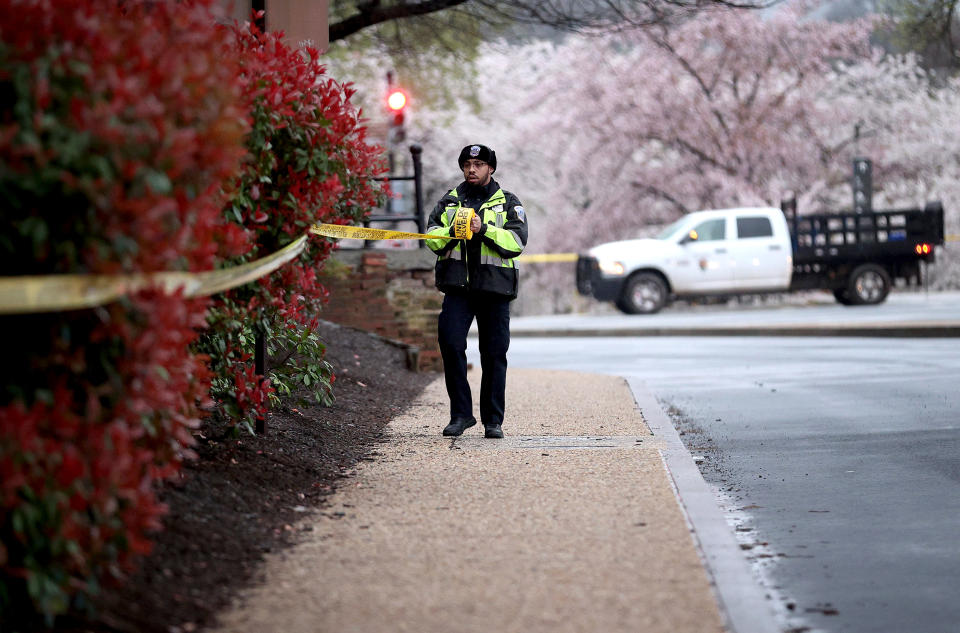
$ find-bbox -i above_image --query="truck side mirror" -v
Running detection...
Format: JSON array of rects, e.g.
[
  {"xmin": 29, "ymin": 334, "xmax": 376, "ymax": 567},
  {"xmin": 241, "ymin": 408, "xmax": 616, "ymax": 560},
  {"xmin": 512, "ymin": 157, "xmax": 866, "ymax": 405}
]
[{"xmin": 680, "ymin": 230, "xmax": 699, "ymax": 244}]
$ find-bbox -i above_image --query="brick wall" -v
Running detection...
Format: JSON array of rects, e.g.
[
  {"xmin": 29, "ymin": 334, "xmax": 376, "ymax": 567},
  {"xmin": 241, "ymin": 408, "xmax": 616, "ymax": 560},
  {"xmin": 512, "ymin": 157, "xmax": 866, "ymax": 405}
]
[{"xmin": 319, "ymin": 249, "xmax": 443, "ymax": 371}]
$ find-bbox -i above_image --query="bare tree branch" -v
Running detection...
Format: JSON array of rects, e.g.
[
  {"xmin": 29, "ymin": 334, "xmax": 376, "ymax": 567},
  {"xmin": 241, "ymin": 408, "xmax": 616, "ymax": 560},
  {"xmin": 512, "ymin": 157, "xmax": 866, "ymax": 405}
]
[
  {"xmin": 328, "ymin": 0, "xmax": 779, "ymax": 43},
  {"xmin": 330, "ymin": 0, "xmax": 470, "ymax": 41}
]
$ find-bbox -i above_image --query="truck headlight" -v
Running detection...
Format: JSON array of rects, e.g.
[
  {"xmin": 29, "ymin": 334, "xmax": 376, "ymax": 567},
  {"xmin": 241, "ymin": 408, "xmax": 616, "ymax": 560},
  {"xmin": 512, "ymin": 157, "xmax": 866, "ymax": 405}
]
[{"xmin": 597, "ymin": 260, "xmax": 625, "ymax": 276}]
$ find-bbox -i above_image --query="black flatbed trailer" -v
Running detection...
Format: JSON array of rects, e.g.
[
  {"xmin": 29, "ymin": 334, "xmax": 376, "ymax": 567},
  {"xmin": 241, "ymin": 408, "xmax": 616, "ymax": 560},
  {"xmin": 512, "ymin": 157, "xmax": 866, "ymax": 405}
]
[{"xmin": 784, "ymin": 200, "xmax": 944, "ymax": 303}]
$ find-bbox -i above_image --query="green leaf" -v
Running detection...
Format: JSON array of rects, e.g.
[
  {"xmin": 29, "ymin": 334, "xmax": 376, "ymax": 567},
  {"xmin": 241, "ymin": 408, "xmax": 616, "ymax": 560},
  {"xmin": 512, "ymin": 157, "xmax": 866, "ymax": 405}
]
[
  {"xmin": 18, "ymin": 216, "xmax": 49, "ymax": 252},
  {"xmin": 89, "ymin": 154, "xmax": 113, "ymax": 179},
  {"xmin": 143, "ymin": 169, "xmax": 172, "ymax": 194},
  {"xmin": 12, "ymin": 510, "xmax": 25, "ymax": 535}
]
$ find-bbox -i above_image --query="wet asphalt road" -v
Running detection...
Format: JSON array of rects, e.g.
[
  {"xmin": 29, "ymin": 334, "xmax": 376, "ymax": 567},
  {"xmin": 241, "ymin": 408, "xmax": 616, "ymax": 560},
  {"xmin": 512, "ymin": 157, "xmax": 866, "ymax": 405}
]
[{"xmin": 487, "ymin": 335, "xmax": 960, "ymax": 633}]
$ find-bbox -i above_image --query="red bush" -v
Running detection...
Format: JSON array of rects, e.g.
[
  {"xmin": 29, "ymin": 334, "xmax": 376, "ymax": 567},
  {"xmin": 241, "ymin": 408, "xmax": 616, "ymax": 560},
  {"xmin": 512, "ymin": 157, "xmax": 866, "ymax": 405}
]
[
  {"xmin": 0, "ymin": 1, "xmax": 388, "ymax": 621},
  {"xmin": 198, "ymin": 17, "xmax": 387, "ymax": 428},
  {"xmin": 0, "ymin": 0, "xmax": 246, "ymax": 620}
]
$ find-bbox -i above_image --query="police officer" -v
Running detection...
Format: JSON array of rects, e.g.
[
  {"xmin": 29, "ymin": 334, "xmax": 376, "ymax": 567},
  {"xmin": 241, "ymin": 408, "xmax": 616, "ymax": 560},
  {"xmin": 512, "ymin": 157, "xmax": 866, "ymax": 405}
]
[{"xmin": 425, "ymin": 144, "xmax": 528, "ymax": 438}]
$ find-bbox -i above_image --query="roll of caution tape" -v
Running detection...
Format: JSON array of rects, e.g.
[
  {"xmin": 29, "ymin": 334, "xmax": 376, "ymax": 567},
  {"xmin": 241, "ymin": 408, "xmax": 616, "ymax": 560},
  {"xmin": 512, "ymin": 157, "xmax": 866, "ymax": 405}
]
[{"xmin": 451, "ymin": 207, "xmax": 475, "ymax": 240}]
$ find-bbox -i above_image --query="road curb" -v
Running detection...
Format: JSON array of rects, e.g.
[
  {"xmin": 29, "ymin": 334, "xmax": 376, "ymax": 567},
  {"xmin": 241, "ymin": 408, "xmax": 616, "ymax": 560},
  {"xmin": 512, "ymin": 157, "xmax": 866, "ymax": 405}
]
[
  {"xmin": 628, "ymin": 378, "xmax": 781, "ymax": 633},
  {"xmin": 508, "ymin": 324, "xmax": 960, "ymax": 338}
]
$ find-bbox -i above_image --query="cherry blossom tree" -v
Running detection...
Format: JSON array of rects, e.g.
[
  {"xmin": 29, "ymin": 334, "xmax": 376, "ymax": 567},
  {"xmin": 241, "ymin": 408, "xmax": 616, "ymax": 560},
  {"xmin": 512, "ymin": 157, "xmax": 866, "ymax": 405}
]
[{"xmin": 520, "ymin": 7, "xmax": 879, "ymax": 243}]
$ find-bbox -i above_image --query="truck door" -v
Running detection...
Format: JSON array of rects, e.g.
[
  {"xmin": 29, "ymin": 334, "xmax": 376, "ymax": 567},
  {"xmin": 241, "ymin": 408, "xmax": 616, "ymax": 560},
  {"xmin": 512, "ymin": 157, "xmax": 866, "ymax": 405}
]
[
  {"xmin": 731, "ymin": 214, "xmax": 792, "ymax": 290},
  {"xmin": 671, "ymin": 217, "xmax": 737, "ymax": 292}
]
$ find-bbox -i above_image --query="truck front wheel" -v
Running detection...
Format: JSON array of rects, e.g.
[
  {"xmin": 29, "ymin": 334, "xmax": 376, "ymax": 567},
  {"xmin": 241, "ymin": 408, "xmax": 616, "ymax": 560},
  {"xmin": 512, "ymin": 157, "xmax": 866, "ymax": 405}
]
[
  {"xmin": 846, "ymin": 264, "xmax": 891, "ymax": 305},
  {"xmin": 616, "ymin": 272, "xmax": 668, "ymax": 314}
]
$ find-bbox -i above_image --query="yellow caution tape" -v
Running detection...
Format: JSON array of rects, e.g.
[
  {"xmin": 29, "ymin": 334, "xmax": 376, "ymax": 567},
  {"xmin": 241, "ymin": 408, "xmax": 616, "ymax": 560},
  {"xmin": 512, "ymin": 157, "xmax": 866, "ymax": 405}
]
[
  {"xmin": 310, "ymin": 210, "xmax": 476, "ymax": 242},
  {"xmin": 0, "ymin": 235, "xmax": 307, "ymax": 315},
  {"xmin": 518, "ymin": 253, "xmax": 578, "ymax": 263},
  {"xmin": 312, "ymin": 221, "xmax": 579, "ymax": 264},
  {"xmin": 947, "ymin": 234, "xmax": 959, "ymax": 242},
  {"xmin": 1, "ymin": 209, "xmax": 580, "ymax": 314},
  {"xmin": 310, "ymin": 224, "xmax": 452, "ymax": 242}
]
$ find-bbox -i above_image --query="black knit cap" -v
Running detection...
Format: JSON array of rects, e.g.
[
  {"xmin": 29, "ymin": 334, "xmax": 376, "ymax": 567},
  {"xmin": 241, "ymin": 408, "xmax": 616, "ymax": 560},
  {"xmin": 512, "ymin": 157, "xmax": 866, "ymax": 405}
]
[{"xmin": 458, "ymin": 144, "xmax": 497, "ymax": 171}]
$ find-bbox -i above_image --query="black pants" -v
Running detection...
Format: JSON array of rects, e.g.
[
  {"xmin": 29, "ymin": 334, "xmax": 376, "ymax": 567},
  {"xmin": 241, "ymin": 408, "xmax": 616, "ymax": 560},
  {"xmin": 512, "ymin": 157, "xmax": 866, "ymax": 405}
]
[{"xmin": 437, "ymin": 292, "xmax": 511, "ymax": 426}]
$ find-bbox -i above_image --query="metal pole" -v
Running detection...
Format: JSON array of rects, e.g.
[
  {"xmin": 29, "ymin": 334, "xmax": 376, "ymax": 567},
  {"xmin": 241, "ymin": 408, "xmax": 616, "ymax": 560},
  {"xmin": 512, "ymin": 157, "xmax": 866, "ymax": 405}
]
[
  {"xmin": 386, "ymin": 150, "xmax": 395, "ymax": 214},
  {"xmin": 254, "ymin": 0, "xmax": 268, "ymax": 434},
  {"xmin": 255, "ymin": 323, "xmax": 266, "ymax": 434},
  {"xmin": 369, "ymin": 69, "xmax": 398, "ymax": 248},
  {"xmin": 410, "ymin": 144, "xmax": 424, "ymax": 241}
]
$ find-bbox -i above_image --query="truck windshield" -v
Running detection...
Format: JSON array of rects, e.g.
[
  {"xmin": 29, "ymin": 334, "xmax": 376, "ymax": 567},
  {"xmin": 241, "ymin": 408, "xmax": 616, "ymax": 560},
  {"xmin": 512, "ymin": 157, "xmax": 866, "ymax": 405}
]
[{"xmin": 654, "ymin": 218, "xmax": 686, "ymax": 240}]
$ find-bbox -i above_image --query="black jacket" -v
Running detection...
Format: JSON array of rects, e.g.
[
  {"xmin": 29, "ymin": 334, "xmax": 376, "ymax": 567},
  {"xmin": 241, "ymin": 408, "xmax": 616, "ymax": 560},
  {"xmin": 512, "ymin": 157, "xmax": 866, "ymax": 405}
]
[{"xmin": 426, "ymin": 179, "xmax": 528, "ymax": 299}]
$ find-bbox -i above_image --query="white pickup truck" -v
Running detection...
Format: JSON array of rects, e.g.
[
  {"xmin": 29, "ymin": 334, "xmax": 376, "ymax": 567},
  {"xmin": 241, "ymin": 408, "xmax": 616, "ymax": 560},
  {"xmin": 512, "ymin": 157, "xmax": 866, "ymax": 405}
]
[{"xmin": 576, "ymin": 202, "xmax": 944, "ymax": 314}]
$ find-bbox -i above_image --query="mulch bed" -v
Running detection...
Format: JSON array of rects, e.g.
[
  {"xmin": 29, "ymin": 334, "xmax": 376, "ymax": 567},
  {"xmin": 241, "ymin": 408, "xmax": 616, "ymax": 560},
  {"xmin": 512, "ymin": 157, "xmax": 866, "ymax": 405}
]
[{"xmin": 55, "ymin": 321, "xmax": 438, "ymax": 633}]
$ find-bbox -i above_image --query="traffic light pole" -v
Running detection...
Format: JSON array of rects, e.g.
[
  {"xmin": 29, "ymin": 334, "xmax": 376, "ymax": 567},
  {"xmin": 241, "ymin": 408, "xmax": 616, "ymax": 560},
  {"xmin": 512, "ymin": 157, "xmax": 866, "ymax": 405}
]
[
  {"xmin": 385, "ymin": 149, "xmax": 395, "ymax": 215},
  {"xmin": 364, "ymin": 147, "xmax": 396, "ymax": 248}
]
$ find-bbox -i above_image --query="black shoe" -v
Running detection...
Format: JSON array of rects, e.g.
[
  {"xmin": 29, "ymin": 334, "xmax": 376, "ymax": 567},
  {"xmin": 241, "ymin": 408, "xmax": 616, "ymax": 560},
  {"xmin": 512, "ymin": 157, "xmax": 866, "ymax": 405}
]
[
  {"xmin": 484, "ymin": 423, "xmax": 503, "ymax": 439},
  {"xmin": 442, "ymin": 417, "xmax": 476, "ymax": 437}
]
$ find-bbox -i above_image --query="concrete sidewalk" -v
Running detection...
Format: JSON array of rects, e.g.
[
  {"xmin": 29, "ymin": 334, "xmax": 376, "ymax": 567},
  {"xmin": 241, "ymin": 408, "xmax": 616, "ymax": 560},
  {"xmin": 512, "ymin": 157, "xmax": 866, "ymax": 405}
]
[{"xmin": 211, "ymin": 370, "xmax": 747, "ymax": 633}]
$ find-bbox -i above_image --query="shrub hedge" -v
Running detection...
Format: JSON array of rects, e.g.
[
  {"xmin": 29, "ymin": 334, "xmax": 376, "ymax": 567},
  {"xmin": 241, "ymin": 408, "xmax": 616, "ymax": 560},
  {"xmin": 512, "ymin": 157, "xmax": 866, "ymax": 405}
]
[{"xmin": 0, "ymin": 0, "xmax": 385, "ymax": 624}]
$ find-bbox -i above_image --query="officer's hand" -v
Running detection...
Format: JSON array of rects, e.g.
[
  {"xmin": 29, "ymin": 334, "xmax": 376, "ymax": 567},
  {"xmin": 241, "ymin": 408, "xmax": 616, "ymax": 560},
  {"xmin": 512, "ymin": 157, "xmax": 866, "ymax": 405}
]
[{"xmin": 470, "ymin": 215, "xmax": 482, "ymax": 234}]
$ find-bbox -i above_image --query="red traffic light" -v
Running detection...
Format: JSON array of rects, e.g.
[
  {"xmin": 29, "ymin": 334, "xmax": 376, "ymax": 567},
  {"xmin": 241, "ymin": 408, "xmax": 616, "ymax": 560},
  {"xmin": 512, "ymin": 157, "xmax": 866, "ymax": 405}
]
[
  {"xmin": 387, "ymin": 89, "xmax": 407, "ymax": 127},
  {"xmin": 387, "ymin": 90, "xmax": 406, "ymax": 111}
]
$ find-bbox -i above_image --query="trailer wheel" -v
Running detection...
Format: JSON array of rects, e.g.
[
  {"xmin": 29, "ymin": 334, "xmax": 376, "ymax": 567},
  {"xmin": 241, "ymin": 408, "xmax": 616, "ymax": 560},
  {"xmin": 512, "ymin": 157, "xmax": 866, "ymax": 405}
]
[
  {"xmin": 616, "ymin": 272, "xmax": 668, "ymax": 314},
  {"xmin": 846, "ymin": 264, "xmax": 891, "ymax": 305}
]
